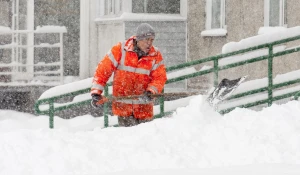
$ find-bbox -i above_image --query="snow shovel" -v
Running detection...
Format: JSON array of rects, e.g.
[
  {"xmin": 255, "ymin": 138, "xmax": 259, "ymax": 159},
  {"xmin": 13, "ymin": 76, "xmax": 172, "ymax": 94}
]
[{"xmin": 95, "ymin": 76, "xmax": 247, "ymax": 106}]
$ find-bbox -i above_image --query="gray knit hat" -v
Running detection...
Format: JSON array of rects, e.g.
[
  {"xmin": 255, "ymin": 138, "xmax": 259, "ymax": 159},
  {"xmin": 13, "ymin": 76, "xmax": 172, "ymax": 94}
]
[{"xmin": 136, "ymin": 23, "xmax": 155, "ymax": 41}]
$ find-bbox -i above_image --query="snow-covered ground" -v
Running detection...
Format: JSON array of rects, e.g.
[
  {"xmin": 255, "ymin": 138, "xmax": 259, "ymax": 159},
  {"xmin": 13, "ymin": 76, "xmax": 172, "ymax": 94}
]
[{"xmin": 1, "ymin": 95, "xmax": 300, "ymax": 175}]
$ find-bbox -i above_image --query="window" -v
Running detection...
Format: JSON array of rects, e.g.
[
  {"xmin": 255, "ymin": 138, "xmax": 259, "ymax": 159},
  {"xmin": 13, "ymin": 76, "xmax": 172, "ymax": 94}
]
[
  {"xmin": 264, "ymin": 0, "xmax": 287, "ymax": 26},
  {"xmin": 96, "ymin": 0, "xmax": 185, "ymax": 17},
  {"xmin": 132, "ymin": 0, "xmax": 180, "ymax": 14},
  {"xmin": 97, "ymin": 0, "xmax": 122, "ymax": 17},
  {"xmin": 205, "ymin": 0, "xmax": 226, "ymax": 30}
]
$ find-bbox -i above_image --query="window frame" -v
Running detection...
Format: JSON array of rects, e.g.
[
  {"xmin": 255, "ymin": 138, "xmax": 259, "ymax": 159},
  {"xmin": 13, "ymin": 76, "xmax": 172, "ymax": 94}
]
[
  {"xmin": 264, "ymin": 0, "xmax": 287, "ymax": 27},
  {"xmin": 96, "ymin": 0, "xmax": 187, "ymax": 18},
  {"xmin": 97, "ymin": 0, "xmax": 123, "ymax": 17},
  {"xmin": 205, "ymin": 0, "xmax": 226, "ymax": 30},
  {"xmin": 132, "ymin": 0, "xmax": 181, "ymax": 14}
]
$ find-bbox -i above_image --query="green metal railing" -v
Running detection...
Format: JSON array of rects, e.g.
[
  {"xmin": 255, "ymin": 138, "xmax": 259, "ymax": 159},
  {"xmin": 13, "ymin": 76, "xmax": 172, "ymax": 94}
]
[{"xmin": 35, "ymin": 34, "xmax": 300, "ymax": 128}]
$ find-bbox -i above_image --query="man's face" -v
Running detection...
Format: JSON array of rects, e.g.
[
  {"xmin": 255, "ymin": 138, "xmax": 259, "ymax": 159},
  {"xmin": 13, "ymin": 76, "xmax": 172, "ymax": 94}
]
[{"xmin": 137, "ymin": 36, "xmax": 155, "ymax": 54}]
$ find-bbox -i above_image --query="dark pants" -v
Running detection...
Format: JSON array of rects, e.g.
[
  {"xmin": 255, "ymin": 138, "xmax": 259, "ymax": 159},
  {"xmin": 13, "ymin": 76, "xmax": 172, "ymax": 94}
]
[{"xmin": 118, "ymin": 116, "xmax": 152, "ymax": 127}]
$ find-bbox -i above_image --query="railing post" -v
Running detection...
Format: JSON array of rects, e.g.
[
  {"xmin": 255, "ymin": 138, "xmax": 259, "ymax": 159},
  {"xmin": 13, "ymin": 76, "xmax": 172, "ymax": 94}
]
[
  {"xmin": 294, "ymin": 91, "xmax": 300, "ymax": 100},
  {"xmin": 104, "ymin": 86, "xmax": 109, "ymax": 127},
  {"xmin": 213, "ymin": 58, "xmax": 219, "ymax": 87},
  {"xmin": 159, "ymin": 89, "xmax": 165, "ymax": 118},
  {"xmin": 268, "ymin": 45, "xmax": 273, "ymax": 106},
  {"xmin": 49, "ymin": 99, "xmax": 54, "ymax": 129}
]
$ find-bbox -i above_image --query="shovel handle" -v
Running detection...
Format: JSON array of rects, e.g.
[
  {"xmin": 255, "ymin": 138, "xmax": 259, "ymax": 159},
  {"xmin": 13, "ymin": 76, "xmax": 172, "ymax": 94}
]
[
  {"xmin": 95, "ymin": 97, "xmax": 109, "ymax": 105},
  {"xmin": 96, "ymin": 92, "xmax": 200, "ymax": 104}
]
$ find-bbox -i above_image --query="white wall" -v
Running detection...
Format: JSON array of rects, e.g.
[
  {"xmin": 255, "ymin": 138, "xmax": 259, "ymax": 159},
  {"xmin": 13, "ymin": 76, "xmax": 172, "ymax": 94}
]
[
  {"xmin": 80, "ymin": 0, "xmax": 102, "ymax": 79},
  {"xmin": 80, "ymin": 0, "xmax": 90, "ymax": 79},
  {"xmin": 91, "ymin": 22, "xmax": 124, "ymax": 73}
]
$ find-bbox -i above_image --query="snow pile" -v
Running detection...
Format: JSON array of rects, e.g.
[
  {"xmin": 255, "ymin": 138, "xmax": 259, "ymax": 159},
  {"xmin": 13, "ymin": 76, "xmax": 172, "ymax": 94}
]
[
  {"xmin": 258, "ymin": 27, "xmax": 287, "ymax": 35},
  {"xmin": 1, "ymin": 96, "xmax": 300, "ymax": 174}
]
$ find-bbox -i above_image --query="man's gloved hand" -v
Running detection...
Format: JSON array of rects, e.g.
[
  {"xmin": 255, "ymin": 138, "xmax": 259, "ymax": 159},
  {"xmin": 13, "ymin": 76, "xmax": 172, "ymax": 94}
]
[
  {"xmin": 91, "ymin": 94, "xmax": 102, "ymax": 108},
  {"xmin": 139, "ymin": 91, "xmax": 153, "ymax": 103}
]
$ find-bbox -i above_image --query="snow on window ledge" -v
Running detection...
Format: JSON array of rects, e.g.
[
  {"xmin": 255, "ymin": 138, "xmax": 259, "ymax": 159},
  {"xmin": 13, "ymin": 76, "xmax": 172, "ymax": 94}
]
[
  {"xmin": 258, "ymin": 26, "xmax": 287, "ymax": 35},
  {"xmin": 95, "ymin": 12, "xmax": 186, "ymax": 23},
  {"xmin": 201, "ymin": 29, "xmax": 227, "ymax": 37}
]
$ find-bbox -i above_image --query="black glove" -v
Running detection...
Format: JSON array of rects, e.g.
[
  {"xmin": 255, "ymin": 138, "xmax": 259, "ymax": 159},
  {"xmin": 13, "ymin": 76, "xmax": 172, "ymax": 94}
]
[
  {"xmin": 139, "ymin": 91, "xmax": 153, "ymax": 103},
  {"xmin": 91, "ymin": 94, "xmax": 102, "ymax": 108}
]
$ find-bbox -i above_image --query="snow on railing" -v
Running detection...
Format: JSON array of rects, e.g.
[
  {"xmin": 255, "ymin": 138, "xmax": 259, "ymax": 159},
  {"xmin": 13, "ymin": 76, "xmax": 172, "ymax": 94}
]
[
  {"xmin": 38, "ymin": 67, "xmax": 197, "ymax": 101},
  {"xmin": 222, "ymin": 26, "xmax": 300, "ymax": 54}
]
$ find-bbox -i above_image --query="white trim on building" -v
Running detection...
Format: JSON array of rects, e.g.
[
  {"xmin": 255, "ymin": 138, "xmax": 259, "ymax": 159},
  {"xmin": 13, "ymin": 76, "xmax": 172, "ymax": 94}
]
[
  {"xmin": 180, "ymin": 0, "xmax": 187, "ymax": 17},
  {"xmin": 80, "ymin": 0, "xmax": 90, "ymax": 79},
  {"xmin": 27, "ymin": 0, "xmax": 34, "ymax": 79}
]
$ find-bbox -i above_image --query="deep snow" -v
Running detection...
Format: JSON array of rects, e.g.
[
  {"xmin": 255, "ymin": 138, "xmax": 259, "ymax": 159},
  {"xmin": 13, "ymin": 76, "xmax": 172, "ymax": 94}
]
[{"xmin": 1, "ymin": 95, "xmax": 300, "ymax": 175}]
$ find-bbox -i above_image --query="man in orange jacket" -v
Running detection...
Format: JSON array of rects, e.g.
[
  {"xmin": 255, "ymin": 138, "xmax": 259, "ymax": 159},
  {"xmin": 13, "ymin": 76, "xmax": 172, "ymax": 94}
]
[{"xmin": 91, "ymin": 23, "xmax": 167, "ymax": 127}]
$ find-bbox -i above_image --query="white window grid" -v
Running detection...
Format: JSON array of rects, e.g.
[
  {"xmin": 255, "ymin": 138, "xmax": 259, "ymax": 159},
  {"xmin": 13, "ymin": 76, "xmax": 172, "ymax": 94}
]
[
  {"xmin": 97, "ymin": 0, "xmax": 123, "ymax": 17},
  {"xmin": 264, "ymin": 0, "xmax": 287, "ymax": 27},
  {"xmin": 96, "ymin": 0, "xmax": 187, "ymax": 17},
  {"xmin": 205, "ymin": 0, "xmax": 226, "ymax": 30}
]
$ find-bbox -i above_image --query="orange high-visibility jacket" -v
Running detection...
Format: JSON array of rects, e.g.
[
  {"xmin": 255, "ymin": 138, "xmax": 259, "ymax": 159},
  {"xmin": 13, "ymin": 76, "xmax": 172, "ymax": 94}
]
[{"xmin": 91, "ymin": 36, "xmax": 167, "ymax": 119}]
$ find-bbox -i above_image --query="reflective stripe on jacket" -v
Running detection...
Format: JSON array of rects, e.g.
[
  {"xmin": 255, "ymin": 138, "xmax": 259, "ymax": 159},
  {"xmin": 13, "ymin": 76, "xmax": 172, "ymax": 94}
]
[{"xmin": 91, "ymin": 36, "xmax": 167, "ymax": 119}]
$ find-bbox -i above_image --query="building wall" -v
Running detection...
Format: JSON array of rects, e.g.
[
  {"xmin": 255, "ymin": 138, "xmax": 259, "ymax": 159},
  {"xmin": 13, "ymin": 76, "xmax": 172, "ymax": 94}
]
[
  {"xmin": 287, "ymin": 0, "xmax": 300, "ymax": 27},
  {"xmin": 188, "ymin": 0, "xmax": 300, "ymax": 90}
]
